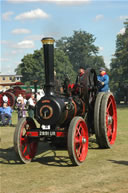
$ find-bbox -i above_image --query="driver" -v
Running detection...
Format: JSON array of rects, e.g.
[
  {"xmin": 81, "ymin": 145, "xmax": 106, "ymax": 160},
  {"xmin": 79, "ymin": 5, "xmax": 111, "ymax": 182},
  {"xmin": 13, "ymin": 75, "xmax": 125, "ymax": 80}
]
[
  {"xmin": 97, "ymin": 67, "xmax": 110, "ymax": 92},
  {"xmin": 75, "ymin": 66, "xmax": 86, "ymax": 85}
]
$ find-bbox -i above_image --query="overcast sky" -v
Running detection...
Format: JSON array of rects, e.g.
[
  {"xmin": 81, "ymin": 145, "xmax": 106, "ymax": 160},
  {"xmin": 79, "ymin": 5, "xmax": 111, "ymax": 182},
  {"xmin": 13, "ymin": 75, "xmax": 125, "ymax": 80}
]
[{"xmin": 0, "ymin": 0, "xmax": 128, "ymax": 74}]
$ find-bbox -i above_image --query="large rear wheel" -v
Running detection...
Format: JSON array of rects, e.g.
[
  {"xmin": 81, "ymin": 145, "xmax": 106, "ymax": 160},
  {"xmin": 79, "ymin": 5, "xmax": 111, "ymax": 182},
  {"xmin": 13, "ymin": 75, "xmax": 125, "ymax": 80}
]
[
  {"xmin": 94, "ymin": 92, "xmax": 117, "ymax": 148},
  {"xmin": 14, "ymin": 117, "xmax": 38, "ymax": 163},
  {"xmin": 94, "ymin": 92, "xmax": 105, "ymax": 144},
  {"xmin": 67, "ymin": 116, "xmax": 88, "ymax": 166},
  {"xmin": 100, "ymin": 93, "xmax": 117, "ymax": 148}
]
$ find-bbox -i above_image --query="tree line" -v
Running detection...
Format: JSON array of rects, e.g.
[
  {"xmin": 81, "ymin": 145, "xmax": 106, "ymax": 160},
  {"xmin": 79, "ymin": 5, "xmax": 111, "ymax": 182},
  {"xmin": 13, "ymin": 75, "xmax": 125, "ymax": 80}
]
[
  {"xmin": 109, "ymin": 19, "xmax": 128, "ymax": 92},
  {"xmin": 15, "ymin": 20, "xmax": 128, "ymax": 94}
]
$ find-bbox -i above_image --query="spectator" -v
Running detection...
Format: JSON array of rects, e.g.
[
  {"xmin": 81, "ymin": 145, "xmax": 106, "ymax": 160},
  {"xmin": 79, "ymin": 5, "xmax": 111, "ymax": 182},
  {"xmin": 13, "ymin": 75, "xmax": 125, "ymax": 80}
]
[
  {"xmin": 16, "ymin": 97, "xmax": 27, "ymax": 120},
  {"xmin": 0, "ymin": 103, "xmax": 13, "ymax": 126},
  {"xmin": 23, "ymin": 95, "xmax": 27, "ymax": 105},
  {"xmin": 97, "ymin": 67, "xmax": 110, "ymax": 92},
  {"xmin": 28, "ymin": 93, "xmax": 36, "ymax": 118},
  {"xmin": 36, "ymin": 90, "xmax": 45, "ymax": 101},
  {"xmin": 17, "ymin": 94, "xmax": 23, "ymax": 104},
  {"xmin": 3, "ymin": 95, "xmax": 8, "ymax": 103}
]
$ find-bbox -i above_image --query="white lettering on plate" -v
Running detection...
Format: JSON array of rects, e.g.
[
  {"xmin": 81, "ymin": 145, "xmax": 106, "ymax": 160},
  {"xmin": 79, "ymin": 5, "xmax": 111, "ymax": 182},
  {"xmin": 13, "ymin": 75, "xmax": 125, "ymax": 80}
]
[{"xmin": 39, "ymin": 131, "xmax": 55, "ymax": 136}]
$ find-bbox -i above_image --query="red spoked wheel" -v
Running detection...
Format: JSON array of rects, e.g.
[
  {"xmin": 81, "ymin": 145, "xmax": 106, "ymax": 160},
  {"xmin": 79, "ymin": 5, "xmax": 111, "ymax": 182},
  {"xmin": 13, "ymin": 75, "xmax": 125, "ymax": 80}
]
[
  {"xmin": 14, "ymin": 117, "xmax": 38, "ymax": 163},
  {"xmin": 100, "ymin": 92, "xmax": 117, "ymax": 148},
  {"xmin": 67, "ymin": 116, "xmax": 88, "ymax": 166},
  {"xmin": 94, "ymin": 92, "xmax": 117, "ymax": 148}
]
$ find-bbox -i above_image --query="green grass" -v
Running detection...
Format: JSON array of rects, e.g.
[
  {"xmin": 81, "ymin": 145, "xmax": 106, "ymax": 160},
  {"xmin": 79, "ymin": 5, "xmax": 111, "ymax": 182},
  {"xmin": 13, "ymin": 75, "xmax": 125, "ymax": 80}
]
[
  {"xmin": 0, "ymin": 107, "xmax": 128, "ymax": 193},
  {"xmin": 117, "ymin": 107, "xmax": 128, "ymax": 129}
]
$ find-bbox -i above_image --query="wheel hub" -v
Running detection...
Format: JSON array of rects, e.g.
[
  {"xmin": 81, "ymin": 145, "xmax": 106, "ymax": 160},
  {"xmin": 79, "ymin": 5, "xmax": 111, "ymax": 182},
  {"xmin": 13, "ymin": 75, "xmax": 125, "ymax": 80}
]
[
  {"xmin": 82, "ymin": 137, "xmax": 86, "ymax": 144},
  {"xmin": 108, "ymin": 115, "xmax": 113, "ymax": 125}
]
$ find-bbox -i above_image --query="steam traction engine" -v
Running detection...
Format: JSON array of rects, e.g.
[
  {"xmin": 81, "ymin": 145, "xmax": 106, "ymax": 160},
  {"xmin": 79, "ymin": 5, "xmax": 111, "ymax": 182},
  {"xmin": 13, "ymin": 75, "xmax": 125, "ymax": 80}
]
[{"xmin": 14, "ymin": 38, "xmax": 117, "ymax": 166}]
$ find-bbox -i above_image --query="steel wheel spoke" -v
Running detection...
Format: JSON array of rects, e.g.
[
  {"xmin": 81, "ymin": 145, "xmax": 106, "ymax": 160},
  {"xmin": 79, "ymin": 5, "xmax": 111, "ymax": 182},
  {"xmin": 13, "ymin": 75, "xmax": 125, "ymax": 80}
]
[
  {"xmin": 76, "ymin": 145, "xmax": 82, "ymax": 158},
  {"xmin": 75, "ymin": 123, "xmax": 87, "ymax": 161},
  {"xmin": 75, "ymin": 136, "xmax": 83, "ymax": 144},
  {"xmin": 21, "ymin": 136, "xmax": 28, "ymax": 145},
  {"xmin": 75, "ymin": 136, "xmax": 80, "ymax": 144},
  {"xmin": 23, "ymin": 145, "xmax": 28, "ymax": 154},
  {"xmin": 107, "ymin": 125, "xmax": 112, "ymax": 137},
  {"xmin": 107, "ymin": 98, "xmax": 112, "ymax": 112},
  {"xmin": 76, "ymin": 124, "xmax": 82, "ymax": 136}
]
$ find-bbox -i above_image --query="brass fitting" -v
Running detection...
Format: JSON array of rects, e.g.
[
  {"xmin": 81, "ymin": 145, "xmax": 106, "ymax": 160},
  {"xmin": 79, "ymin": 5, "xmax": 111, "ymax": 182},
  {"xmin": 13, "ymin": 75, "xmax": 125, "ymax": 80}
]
[{"xmin": 41, "ymin": 37, "xmax": 55, "ymax": 45}]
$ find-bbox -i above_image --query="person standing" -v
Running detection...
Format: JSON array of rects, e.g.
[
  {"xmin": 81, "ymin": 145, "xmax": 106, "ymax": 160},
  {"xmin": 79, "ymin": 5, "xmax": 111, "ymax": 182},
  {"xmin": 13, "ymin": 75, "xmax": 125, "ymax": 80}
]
[
  {"xmin": 36, "ymin": 90, "xmax": 45, "ymax": 101},
  {"xmin": 75, "ymin": 66, "xmax": 86, "ymax": 85},
  {"xmin": 3, "ymin": 95, "xmax": 8, "ymax": 103},
  {"xmin": 72, "ymin": 66, "xmax": 86, "ymax": 96},
  {"xmin": 17, "ymin": 94, "xmax": 23, "ymax": 103},
  {"xmin": 28, "ymin": 93, "xmax": 36, "ymax": 118},
  {"xmin": 97, "ymin": 67, "xmax": 110, "ymax": 92},
  {"xmin": 16, "ymin": 97, "xmax": 27, "ymax": 120}
]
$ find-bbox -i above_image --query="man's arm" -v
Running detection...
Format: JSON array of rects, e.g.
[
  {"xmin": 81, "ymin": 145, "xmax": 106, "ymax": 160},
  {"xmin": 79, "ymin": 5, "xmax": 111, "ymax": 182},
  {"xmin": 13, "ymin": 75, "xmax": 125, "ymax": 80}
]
[{"xmin": 103, "ymin": 75, "xmax": 109, "ymax": 85}]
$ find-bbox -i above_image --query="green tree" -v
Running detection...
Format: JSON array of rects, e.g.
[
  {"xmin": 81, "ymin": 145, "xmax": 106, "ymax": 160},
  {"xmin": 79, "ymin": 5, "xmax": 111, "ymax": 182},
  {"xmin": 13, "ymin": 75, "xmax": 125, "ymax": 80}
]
[
  {"xmin": 15, "ymin": 49, "xmax": 44, "ymax": 86},
  {"xmin": 15, "ymin": 47, "xmax": 75, "ymax": 86},
  {"xmin": 56, "ymin": 30, "xmax": 105, "ymax": 72},
  {"xmin": 16, "ymin": 30, "xmax": 106, "ymax": 86},
  {"xmin": 54, "ymin": 48, "xmax": 76, "ymax": 82},
  {"xmin": 110, "ymin": 19, "xmax": 128, "ymax": 91}
]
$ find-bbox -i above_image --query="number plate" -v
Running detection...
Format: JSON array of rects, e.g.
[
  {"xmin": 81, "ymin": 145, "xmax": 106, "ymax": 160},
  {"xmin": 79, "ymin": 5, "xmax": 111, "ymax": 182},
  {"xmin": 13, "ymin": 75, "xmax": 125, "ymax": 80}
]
[
  {"xmin": 39, "ymin": 131, "xmax": 56, "ymax": 136},
  {"xmin": 41, "ymin": 125, "xmax": 50, "ymax": 130}
]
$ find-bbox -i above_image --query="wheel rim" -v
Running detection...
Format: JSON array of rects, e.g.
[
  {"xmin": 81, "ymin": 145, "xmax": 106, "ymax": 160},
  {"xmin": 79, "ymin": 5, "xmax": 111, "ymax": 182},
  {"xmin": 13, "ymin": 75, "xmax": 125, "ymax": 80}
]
[
  {"xmin": 20, "ymin": 120, "xmax": 37, "ymax": 161},
  {"xmin": 74, "ymin": 120, "xmax": 88, "ymax": 162},
  {"xmin": 106, "ymin": 95, "xmax": 117, "ymax": 145}
]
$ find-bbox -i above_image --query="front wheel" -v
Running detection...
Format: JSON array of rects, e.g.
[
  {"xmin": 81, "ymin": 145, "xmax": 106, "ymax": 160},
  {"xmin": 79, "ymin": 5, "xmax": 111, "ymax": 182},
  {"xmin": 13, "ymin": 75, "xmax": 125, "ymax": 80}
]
[
  {"xmin": 14, "ymin": 117, "xmax": 38, "ymax": 163},
  {"xmin": 67, "ymin": 116, "xmax": 88, "ymax": 166}
]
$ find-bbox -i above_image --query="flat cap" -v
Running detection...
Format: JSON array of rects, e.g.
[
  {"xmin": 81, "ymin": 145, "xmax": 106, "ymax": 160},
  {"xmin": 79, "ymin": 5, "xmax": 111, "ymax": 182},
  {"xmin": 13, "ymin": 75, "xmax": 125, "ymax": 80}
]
[{"xmin": 100, "ymin": 67, "xmax": 106, "ymax": 72}]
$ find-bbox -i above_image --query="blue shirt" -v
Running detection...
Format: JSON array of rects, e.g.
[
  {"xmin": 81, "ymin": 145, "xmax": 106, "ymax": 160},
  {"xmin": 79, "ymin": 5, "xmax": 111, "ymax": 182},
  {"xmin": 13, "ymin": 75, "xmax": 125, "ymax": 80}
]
[
  {"xmin": 97, "ymin": 74, "xmax": 109, "ymax": 92},
  {"xmin": 0, "ymin": 106, "xmax": 13, "ymax": 116}
]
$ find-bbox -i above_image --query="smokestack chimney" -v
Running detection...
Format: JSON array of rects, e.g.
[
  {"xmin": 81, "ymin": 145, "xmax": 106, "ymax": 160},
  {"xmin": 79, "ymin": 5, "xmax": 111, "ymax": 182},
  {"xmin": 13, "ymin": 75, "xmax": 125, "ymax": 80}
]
[{"xmin": 41, "ymin": 37, "xmax": 55, "ymax": 95}]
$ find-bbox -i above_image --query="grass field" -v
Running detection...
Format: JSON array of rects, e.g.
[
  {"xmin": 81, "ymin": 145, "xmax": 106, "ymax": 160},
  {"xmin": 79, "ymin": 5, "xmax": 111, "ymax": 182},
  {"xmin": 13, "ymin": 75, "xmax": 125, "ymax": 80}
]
[{"xmin": 0, "ymin": 106, "xmax": 128, "ymax": 193}]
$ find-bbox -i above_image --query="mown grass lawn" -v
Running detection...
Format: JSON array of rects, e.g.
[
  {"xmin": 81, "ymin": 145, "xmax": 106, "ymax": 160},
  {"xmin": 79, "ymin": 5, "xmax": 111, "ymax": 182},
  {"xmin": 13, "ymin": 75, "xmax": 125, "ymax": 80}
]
[{"xmin": 0, "ymin": 106, "xmax": 128, "ymax": 193}]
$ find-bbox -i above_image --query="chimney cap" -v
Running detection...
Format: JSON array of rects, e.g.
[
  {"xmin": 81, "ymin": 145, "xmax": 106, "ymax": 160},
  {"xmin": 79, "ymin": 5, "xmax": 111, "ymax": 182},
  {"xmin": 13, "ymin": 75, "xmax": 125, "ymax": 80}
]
[{"xmin": 41, "ymin": 37, "xmax": 55, "ymax": 45}]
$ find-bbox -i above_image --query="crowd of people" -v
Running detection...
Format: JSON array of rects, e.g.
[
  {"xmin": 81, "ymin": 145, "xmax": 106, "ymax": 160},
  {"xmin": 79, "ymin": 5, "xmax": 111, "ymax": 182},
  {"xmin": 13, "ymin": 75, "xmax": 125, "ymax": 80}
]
[
  {"xmin": 0, "ymin": 67, "xmax": 109, "ymax": 127},
  {"xmin": 0, "ymin": 91, "xmax": 44, "ymax": 126}
]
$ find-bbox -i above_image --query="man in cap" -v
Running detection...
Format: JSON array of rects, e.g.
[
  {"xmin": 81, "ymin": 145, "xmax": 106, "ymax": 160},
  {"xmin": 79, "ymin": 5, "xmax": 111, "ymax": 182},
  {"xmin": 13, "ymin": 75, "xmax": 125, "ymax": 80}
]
[
  {"xmin": 72, "ymin": 66, "xmax": 86, "ymax": 96},
  {"xmin": 75, "ymin": 66, "xmax": 86, "ymax": 85},
  {"xmin": 97, "ymin": 67, "xmax": 110, "ymax": 92}
]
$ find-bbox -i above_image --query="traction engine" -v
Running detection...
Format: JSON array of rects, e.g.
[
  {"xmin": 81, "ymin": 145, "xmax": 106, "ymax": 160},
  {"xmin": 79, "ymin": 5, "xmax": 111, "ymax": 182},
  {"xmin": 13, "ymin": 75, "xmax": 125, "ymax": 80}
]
[{"xmin": 14, "ymin": 37, "xmax": 117, "ymax": 166}]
